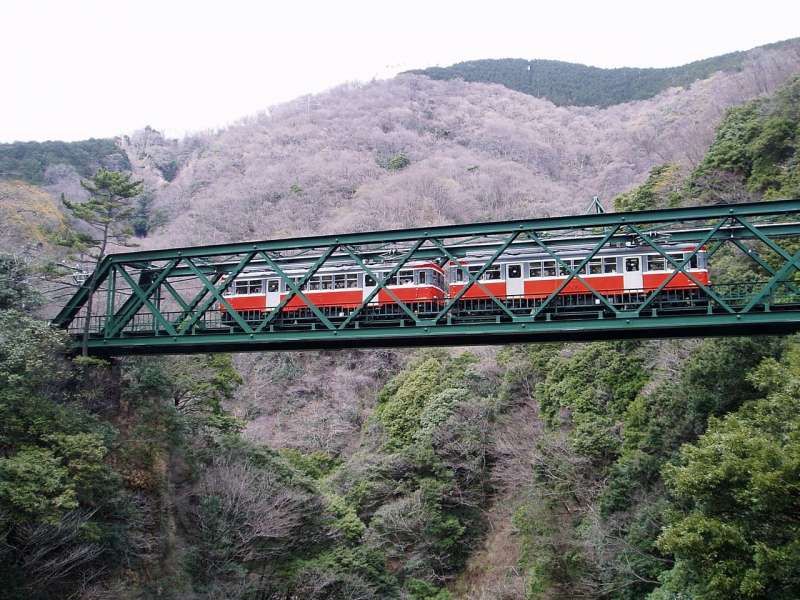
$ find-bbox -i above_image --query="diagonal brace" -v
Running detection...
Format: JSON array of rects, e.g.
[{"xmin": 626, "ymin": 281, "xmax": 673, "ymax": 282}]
[
  {"xmin": 339, "ymin": 246, "xmax": 421, "ymax": 327},
  {"xmin": 254, "ymin": 245, "xmax": 339, "ymax": 332},
  {"xmin": 179, "ymin": 252, "xmax": 258, "ymax": 333},
  {"xmin": 741, "ymin": 247, "xmax": 800, "ymax": 312},
  {"xmin": 432, "ymin": 234, "xmax": 519, "ymax": 322},
  {"xmin": 628, "ymin": 224, "xmax": 735, "ymax": 314},
  {"xmin": 529, "ymin": 226, "xmax": 621, "ymax": 318},
  {"xmin": 338, "ymin": 239, "xmax": 426, "ymax": 329},
  {"xmin": 113, "ymin": 264, "xmax": 179, "ymax": 337},
  {"xmin": 636, "ymin": 217, "xmax": 729, "ymax": 313},
  {"xmin": 258, "ymin": 252, "xmax": 336, "ymax": 330},
  {"xmin": 182, "ymin": 258, "xmax": 254, "ymax": 333}
]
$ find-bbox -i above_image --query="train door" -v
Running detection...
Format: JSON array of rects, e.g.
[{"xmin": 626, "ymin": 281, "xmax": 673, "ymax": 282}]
[
  {"xmin": 623, "ymin": 256, "xmax": 643, "ymax": 290},
  {"xmin": 507, "ymin": 264, "xmax": 524, "ymax": 297},
  {"xmin": 364, "ymin": 273, "xmax": 379, "ymax": 305},
  {"xmin": 266, "ymin": 279, "xmax": 281, "ymax": 308}
]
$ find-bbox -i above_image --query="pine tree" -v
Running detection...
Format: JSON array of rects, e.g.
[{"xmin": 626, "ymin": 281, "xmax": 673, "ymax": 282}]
[{"xmin": 62, "ymin": 169, "xmax": 142, "ymax": 355}]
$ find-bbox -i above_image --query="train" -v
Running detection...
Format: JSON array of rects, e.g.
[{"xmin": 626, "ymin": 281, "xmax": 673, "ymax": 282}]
[{"xmin": 219, "ymin": 244, "xmax": 709, "ymax": 323}]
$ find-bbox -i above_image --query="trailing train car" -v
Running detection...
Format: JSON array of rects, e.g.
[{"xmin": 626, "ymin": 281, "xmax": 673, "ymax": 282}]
[
  {"xmin": 448, "ymin": 244, "xmax": 709, "ymax": 302},
  {"xmin": 219, "ymin": 244, "xmax": 709, "ymax": 321},
  {"xmin": 221, "ymin": 260, "xmax": 446, "ymax": 318}
]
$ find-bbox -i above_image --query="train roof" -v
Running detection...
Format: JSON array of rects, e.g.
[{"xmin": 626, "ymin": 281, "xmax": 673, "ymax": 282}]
[
  {"xmin": 231, "ymin": 259, "xmax": 444, "ymax": 279},
  {"xmin": 227, "ymin": 244, "xmax": 703, "ymax": 279},
  {"xmin": 455, "ymin": 242, "xmax": 703, "ymax": 263}
]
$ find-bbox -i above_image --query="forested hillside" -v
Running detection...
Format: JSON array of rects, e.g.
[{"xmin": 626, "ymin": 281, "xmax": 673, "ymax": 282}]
[
  {"xmin": 1, "ymin": 41, "xmax": 800, "ymax": 600},
  {"xmin": 406, "ymin": 38, "xmax": 799, "ymax": 107},
  {"xmin": 0, "ymin": 138, "xmax": 129, "ymax": 184}
]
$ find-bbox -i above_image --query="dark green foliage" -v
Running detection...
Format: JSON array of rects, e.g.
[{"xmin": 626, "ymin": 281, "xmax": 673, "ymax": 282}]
[
  {"xmin": 603, "ymin": 337, "xmax": 784, "ymax": 515},
  {"xmin": 131, "ymin": 190, "xmax": 166, "ymax": 237},
  {"xmin": 513, "ymin": 490, "xmax": 586, "ymax": 599},
  {"xmin": 0, "ymin": 254, "xmax": 41, "ymax": 311},
  {"xmin": 159, "ymin": 159, "xmax": 179, "ymax": 182},
  {"xmin": 653, "ymin": 342, "xmax": 800, "ymax": 599},
  {"xmin": 0, "ymin": 311, "xmax": 125, "ymax": 599},
  {"xmin": 321, "ymin": 351, "xmax": 494, "ymax": 593},
  {"xmin": 280, "ymin": 448, "xmax": 341, "ymax": 479},
  {"xmin": 0, "ymin": 138, "xmax": 130, "ymax": 184},
  {"xmin": 404, "ymin": 578, "xmax": 452, "ymax": 599},
  {"xmin": 387, "ymin": 152, "xmax": 411, "ymax": 171},
  {"xmin": 614, "ymin": 164, "xmax": 683, "ymax": 212},
  {"xmin": 375, "ymin": 351, "xmax": 477, "ymax": 448},
  {"xmin": 537, "ymin": 341, "xmax": 648, "ymax": 463},
  {"xmin": 507, "ymin": 333, "xmax": 789, "ymax": 598},
  {"xmin": 403, "ymin": 41, "xmax": 785, "ymax": 107},
  {"xmin": 693, "ymin": 76, "xmax": 800, "ymax": 200},
  {"xmin": 376, "ymin": 150, "xmax": 412, "ymax": 171}
]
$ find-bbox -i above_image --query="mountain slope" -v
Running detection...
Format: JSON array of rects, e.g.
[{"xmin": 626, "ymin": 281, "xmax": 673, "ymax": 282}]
[
  {"xmin": 406, "ymin": 38, "xmax": 800, "ymax": 107},
  {"xmin": 142, "ymin": 39, "xmax": 800, "ymax": 252}
]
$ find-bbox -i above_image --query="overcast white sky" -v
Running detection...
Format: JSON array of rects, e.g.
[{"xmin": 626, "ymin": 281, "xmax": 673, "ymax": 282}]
[{"xmin": 1, "ymin": 0, "xmax": 798, "ymax": 142}]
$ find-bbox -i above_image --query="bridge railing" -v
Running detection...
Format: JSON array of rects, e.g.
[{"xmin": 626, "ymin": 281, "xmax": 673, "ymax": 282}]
[{"xmin": 63, "ymin": 282, "xmax": 800, "ymax": 340}]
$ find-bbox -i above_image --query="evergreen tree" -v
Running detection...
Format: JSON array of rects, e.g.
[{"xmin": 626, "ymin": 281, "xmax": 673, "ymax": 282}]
[{"xmin": 62, "ymin": 168, "xmax": 142, "ymax": 355}]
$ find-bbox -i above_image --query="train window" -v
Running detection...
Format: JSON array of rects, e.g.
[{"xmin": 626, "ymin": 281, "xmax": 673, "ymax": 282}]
[
  {"xmin": 418, "ymin": 270, "xmax": 427, "ymax": 284},
  {"xmin": 234, "ymin": 279, "xmax": 263, "ymax": 295},
  {"xmin": 332, "ymin": 274, "xmax": 345, "ymax": 289},
  {"xmin": 588, "ymin": 258, "xmax": 602, "ymax": 274},
  {"xmin": 625, "ymin": 257, "xmax": 641, "ymax": 272},
  {"xmin": 398, "ymin": 270, "xmax": 414, "ymax": 285},
  {"xmin": 308, "ymin": 276, "xmax": 320, "ymax": 291},
  {"xmin": 690, "ymin": 254, "xmax": 698, "ymax": 269},
  {"xmin": 529, "ymin": 261, "xmax": 542, "ymax": 278},
  {"xmin": 451, "ymin": 268, "xmax": 464, "ymax": 282},
  {"xmin": 470, "ymin": 265, "xmax": 501, "ymax": 280},
  {"xmin": 559, "ymin": 258, "xmax": 584, "ymax": 276},
  {"xmin": 268, "ymin": 280, "xmax": 279, "ymax": 293},
  {"xmin": 484, "ymin": 266, "xmax": 501, "ymax": 280},
  {"xmin": 508, "ymin": 264, "xmax": 522, "ymax": 278},
  {"xmin": 663, "ymin": 253, "xmax": 682, "ymax": 270},
  {"xmin": 365, "ymin": 274, "xmax": 376, "ymax": 286},
  {"xmin": 542, "ymin": 260, "xmax": 557, "ymax": 277},
  {"xmin": 603, "ymin": 257, "xmax": 618, "ymax": 273},
  {"xmin": 346, "ymin": 273, "xmax": 358, "ymax": 287},
  {"xmin": 320, "ymin": 275, "xmax": 333, "ymax": 290},
  {"xmin": 647, "ymin": 255, "xmax": 666, "ymax": 271}
]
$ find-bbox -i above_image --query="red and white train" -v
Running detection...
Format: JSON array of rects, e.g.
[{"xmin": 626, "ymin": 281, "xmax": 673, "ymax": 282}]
[{"xmin": 220, "ymin": 244, "xmax": 709, "ymax": 320}]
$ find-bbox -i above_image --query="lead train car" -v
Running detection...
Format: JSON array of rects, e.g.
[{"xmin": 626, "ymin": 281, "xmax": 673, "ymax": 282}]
[
  {"xmin": 219, "ymin": 245, "xmax": 709, "ymax": 320},
  {"xmin": 448, "ymin": 244, "xmax": 709, "ymax": 303}
]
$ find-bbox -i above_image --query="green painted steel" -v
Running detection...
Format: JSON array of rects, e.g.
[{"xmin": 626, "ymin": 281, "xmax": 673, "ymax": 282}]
[{"xmin": 51, "ymin": 199, "xmax": 800, "ymax": 355}]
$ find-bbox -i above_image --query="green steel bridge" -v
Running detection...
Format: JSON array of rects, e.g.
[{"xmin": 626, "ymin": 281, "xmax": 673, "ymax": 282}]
[{"xmin": 53, "ymin": 200, "xmax": 800, "ymax": 355}]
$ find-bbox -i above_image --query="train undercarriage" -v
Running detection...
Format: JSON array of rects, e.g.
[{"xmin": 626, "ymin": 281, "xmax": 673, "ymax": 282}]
[{"xmin": 220, "ymin": 287, "xmax": 716, "ymax": 332}]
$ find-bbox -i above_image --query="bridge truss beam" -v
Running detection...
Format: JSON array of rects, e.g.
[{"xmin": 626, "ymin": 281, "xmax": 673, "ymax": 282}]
[{"xmin": 52, "ymin": 199, "xmax": 800, "ymax": 355}]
